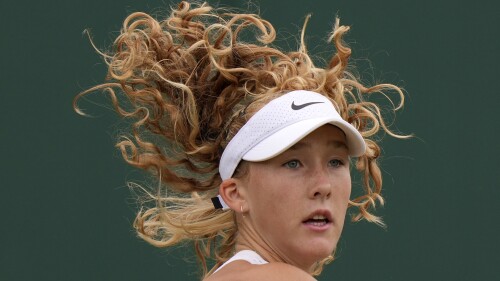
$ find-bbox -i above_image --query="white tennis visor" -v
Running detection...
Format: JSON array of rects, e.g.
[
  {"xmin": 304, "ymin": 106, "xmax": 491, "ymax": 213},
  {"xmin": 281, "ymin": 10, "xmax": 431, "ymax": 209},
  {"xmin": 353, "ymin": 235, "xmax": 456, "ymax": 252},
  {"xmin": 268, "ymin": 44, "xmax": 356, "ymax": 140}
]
[{"xmin": 214, "ymin": 90, "xmax": 366, "ymax": 209}]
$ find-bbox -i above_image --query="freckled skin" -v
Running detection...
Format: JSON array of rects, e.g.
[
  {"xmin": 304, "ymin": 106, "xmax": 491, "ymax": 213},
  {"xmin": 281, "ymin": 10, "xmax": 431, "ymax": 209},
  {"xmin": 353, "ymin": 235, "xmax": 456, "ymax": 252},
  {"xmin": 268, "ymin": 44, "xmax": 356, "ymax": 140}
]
[{"xmin": 236, "ymin": 125, "xmax": 352, "ymax": 272}]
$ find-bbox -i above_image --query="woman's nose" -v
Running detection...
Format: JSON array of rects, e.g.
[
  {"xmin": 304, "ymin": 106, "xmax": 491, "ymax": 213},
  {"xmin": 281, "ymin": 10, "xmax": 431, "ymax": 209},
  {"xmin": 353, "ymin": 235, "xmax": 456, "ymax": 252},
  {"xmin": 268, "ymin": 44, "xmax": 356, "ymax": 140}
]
[{"xmin": 310, "ymin": 167, "xmax": 332, "ymax": 199}]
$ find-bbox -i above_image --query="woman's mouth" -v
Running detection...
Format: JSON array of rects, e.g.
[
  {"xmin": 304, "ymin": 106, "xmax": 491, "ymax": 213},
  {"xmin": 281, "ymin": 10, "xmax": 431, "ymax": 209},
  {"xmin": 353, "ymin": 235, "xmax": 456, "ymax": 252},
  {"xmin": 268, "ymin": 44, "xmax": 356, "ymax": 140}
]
[
  {"xmin": 302, "ymin": 212, "xmax": 332, "ymax": 231},
  {"xmin": 304, "ymin": 215, "xmax": 330, "ymax": 226}
]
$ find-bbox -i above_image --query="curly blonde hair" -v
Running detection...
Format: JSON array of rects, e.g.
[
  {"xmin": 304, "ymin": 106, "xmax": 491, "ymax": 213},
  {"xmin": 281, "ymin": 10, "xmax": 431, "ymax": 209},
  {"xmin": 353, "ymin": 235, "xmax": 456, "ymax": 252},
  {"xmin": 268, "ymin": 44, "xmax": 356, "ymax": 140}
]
[{"xmin": 75, "ymin": 1, "xmax": 407, "ymax": 277}]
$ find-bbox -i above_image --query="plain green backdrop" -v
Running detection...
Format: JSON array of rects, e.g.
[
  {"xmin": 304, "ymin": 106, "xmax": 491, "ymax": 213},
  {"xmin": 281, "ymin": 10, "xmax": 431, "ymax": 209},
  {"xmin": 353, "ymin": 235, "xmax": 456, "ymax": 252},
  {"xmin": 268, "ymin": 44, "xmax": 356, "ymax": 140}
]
[{"xmin": 1, "ymin": 0, "xmax": 499, "ymax": 280}]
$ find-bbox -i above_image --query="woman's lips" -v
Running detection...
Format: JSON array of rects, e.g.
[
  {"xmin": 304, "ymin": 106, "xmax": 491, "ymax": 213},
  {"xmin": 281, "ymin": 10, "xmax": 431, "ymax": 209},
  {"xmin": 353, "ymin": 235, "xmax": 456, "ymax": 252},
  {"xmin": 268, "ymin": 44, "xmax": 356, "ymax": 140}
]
[{"xmin": 302, "ymin": 210, "xmax": 333, "ymax": 231}]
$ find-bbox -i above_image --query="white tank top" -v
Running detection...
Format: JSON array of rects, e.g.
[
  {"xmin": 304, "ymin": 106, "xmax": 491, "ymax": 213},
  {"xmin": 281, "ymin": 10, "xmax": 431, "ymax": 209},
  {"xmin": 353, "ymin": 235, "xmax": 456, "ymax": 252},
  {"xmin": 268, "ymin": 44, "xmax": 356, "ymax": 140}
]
[{"xmin": 213, "ymin": 250, "xmax": 268, "ymax": 273}]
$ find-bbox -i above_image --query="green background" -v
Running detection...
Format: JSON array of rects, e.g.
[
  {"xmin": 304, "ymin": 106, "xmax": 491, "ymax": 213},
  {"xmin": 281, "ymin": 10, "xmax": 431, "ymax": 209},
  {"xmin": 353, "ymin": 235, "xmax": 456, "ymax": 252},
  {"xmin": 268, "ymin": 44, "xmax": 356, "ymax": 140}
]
[{"xmin": 1, "ymin": 0, "xmax": 499, "ymax": 280}]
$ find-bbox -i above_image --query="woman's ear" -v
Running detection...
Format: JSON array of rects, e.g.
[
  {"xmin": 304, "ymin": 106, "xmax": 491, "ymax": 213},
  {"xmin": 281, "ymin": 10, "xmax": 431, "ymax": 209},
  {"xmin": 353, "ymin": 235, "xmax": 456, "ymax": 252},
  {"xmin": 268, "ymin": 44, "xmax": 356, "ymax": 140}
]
[{"xmin": 219, "ymin": 178, "xmax": 247, "ymax": 213}]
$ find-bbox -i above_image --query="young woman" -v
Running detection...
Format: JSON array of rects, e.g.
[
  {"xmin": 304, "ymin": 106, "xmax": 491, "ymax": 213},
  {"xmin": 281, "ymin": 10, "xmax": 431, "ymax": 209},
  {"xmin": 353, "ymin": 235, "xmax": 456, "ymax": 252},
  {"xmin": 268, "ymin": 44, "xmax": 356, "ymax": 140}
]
[{"xmin": 75, "ymin": 1, "xmax": 407, "ymax": 280}]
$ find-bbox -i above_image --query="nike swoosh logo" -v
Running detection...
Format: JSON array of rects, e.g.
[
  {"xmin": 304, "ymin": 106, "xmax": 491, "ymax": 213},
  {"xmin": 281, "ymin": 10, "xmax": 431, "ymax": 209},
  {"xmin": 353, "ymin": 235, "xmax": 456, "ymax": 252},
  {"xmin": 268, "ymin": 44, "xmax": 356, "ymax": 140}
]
[{"xmin": 291, "ymin": 101, "xmax": 324, "ymax": 110}]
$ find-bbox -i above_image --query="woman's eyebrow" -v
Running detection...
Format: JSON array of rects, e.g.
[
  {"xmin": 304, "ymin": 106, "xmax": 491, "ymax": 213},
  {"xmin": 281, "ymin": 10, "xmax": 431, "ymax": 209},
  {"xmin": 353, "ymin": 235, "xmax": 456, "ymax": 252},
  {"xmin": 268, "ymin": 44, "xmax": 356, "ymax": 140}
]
[{"xmin": 328, "ymin": 140, "xmax": 348, "ymax": 150}]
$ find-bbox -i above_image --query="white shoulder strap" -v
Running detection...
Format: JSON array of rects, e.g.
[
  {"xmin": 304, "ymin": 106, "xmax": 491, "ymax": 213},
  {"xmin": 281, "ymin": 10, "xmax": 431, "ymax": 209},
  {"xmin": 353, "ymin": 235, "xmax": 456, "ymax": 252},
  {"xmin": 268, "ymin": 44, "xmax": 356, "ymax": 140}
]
[{"xmin": 213, "ymin": 250, "xmax": 268, "ymax": 273}]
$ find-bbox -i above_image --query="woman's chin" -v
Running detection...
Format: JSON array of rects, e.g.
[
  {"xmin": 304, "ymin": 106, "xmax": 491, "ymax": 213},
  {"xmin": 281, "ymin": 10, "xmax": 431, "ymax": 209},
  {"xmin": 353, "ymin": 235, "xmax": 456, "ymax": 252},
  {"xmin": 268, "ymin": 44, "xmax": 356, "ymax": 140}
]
[{"xmin": 298, "ymin": 241, "xmax": 336, "ymax": 264}]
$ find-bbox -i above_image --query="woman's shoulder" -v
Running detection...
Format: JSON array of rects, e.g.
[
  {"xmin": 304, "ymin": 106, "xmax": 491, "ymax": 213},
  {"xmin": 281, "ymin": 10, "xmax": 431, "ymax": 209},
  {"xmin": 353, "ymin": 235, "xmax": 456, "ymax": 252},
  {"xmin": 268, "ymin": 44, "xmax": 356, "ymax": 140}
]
[
  {"xmin": 255, "ymin": 263, "xmax": 317, "ymax": 281},
  {"xmin": 204, "ymin": 261, "xmax": 316, "ymax": 281}
]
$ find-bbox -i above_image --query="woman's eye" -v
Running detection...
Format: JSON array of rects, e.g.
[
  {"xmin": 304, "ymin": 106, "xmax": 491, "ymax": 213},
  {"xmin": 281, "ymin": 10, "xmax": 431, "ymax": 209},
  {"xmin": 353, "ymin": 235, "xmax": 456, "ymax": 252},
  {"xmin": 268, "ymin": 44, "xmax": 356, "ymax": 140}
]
[
  {"xmin": 284, "ymin": 160, "xmax": 301, "ymax": 169},
  {"xmin": 328, "ymin": 159, "xmax": 343, "ymax": 167}
]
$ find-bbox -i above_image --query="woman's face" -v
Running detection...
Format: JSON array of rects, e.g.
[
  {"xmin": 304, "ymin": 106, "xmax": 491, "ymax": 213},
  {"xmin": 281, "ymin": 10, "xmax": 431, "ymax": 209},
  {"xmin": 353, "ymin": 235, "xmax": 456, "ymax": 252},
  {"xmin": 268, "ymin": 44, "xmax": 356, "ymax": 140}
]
[{"xmin": 241, "ymin": 125, "xmax": 352, "ymax": 270}]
